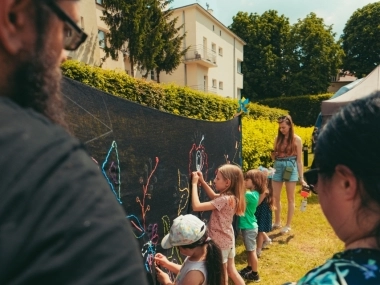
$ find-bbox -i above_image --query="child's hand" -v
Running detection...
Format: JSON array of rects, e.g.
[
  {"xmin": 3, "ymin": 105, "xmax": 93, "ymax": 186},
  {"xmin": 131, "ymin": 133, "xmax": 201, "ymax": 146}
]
[
  {"xmin": 192, "ymin": 172, "xmax": 199, "ymax": 184},
  {"xmin": 155, "ymin": 253, "xmax": 169, "ymax": 267},
  {"xmin": 155, "ymin": 266, "xmax": 172, "ymax": 284},
  {"xmin": 196, "ymin": 171, "xmax": 205, "ymax": 183}
]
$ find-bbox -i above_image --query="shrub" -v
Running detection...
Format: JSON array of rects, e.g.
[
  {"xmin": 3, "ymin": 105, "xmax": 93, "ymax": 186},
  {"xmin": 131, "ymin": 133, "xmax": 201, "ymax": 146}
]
[{"xmin": 256, "ymin": 94, "xmax": 333, "ymax": 127}]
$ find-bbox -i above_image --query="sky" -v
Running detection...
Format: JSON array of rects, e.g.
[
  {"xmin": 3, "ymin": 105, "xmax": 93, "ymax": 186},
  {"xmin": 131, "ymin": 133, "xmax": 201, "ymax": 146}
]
[{"xmin": 171, "ymin": 0, "xmax": 379, "ymax": 38}]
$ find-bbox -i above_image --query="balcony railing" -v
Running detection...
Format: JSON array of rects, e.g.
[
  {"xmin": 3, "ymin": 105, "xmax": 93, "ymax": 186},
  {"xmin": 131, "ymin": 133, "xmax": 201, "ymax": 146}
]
[
  {"xmin": 184, "ymin": 45, "xmax": 217, "ymax": 68},
  {"xmin": 187, "ymin": 84, "xmax": 217, "ymax": 94}
]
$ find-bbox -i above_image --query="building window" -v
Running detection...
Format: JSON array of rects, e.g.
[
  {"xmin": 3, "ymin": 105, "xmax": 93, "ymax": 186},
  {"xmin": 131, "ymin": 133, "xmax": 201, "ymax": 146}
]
[
  {"xmin": 237, "ymin": 60, "xmax": 242, "ymax": 73},
  {"xmin": 211, "ymin": 43, "xmax": 216, "ymax": 53},
  {"xmin": 213, "ymin": 25, "xmax": 215, "ymax": 31},
  {"xmin": 151, "ymin": 70, "xmax": 155, "ymax": 80},
  {"xmin": 237, "ymin": 88, "xmax": 241, "ymax": 99},
  {"xmin": 212, "ymin": 79, "xmax": 217, "ymax": 88},
  {"xmin": 219, "ymin": 81, "xmax": 223, "ymax": 90},
  {"xmin": 220, "ymin": 30, "xmax": 222, "ymax": 36},
  {"xmin": 218, "ymin": 47, "xmax": 223, "ymax": 56},
  {"xmin": 98, "ymin": 30, "xmax": 106, "ymax": 48},
  {"xmin": 96, "ymin": 0, "xmax": 103, "ymax": 5}
]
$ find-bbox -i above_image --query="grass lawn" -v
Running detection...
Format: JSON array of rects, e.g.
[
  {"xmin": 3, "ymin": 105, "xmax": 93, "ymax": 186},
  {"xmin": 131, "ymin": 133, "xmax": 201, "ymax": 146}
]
[{"xmin": 234, "ymin": 152, "xmax": 344, "ymax": 284}]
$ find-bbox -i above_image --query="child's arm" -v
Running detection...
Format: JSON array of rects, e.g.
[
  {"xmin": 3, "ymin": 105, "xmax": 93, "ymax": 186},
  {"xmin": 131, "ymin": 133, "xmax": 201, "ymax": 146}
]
[
  {"xmin": 155, "ymin": 266, "xmax": 174, "ymax": 285},
  {"xmin": 258, "ymin": 191, "xmax": 267, "ymax": 205},
  {"xmin": 155, "ymin": 253, "xmax": 181, "ymax": 274},
  {"xmin": 196, "ymin": 171, "xmax": 220, "ymax": 200},
  {"xmin": 192, "ymin": 172, "xmax": 217, "ymax": 212},
  {"xmin": 180, "ymin": 270, "xmax": 206, "ymax": 285}
]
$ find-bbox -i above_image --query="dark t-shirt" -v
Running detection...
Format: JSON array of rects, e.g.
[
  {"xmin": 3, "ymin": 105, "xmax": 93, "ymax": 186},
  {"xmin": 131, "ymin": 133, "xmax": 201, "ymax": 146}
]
[{"xmin": 0, "ymin": 98, "xmax": 148, "ymax": 285}]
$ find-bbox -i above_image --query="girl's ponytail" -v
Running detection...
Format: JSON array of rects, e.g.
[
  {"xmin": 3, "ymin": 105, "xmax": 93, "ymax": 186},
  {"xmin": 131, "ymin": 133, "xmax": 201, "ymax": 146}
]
[{"xmin": 205, "ymin": 239, "xmax": 225, "ymax": 285}]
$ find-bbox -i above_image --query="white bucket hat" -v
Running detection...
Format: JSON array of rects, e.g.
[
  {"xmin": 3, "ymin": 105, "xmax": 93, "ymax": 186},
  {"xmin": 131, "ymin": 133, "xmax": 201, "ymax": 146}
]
[{"xmin": 161, "ymin": 214, "xmax": 206, "ymax": 249}]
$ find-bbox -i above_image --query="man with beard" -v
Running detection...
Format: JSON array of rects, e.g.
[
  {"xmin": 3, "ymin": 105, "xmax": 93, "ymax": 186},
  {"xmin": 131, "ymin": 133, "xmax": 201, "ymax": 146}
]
[{"xmin": 0, "ymin": 1, "xmax": 148, "ymax": 284}]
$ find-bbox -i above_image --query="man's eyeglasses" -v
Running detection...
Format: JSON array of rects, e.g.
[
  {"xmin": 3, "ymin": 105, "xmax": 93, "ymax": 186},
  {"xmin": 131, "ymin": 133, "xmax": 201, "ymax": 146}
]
[
  {"xmin": 45, "ymin": 1, "xmax": 88, "ymax": 51},
  {"xmin": 303, "ymin": 168, "xmax": 319, "ymax": 194}
]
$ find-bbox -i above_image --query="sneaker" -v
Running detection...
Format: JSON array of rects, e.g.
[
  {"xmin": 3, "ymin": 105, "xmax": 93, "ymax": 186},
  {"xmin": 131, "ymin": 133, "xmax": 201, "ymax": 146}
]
[
  {"xmin": 262, "ymin": 239, "xmax": 272, "ymax": 249},
  {"xmin": 280, "ymin": 225, "xmax": 291, "ymax": 234},
  {"xmin": 272, "ymin": 223, "xmax": 281, "ymax": 230},
  {"xmin": 244, "ymin": 271, "xmax": 260, "ymax": 282},
  {"xmin": 238, "ymin": 266, "xmax": 251, "ymax": 276}
]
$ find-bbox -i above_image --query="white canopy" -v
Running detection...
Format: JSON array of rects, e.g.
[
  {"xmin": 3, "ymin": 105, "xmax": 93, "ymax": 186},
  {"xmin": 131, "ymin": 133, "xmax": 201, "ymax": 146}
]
[{"xmin": 321, "ymin": 65, "xmax": 380, "ymax": 122}]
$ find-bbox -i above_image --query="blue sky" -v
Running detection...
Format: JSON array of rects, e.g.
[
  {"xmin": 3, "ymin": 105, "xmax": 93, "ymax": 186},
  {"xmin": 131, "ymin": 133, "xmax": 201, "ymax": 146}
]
[{"xmin": 171, "ymin": 0, "xmax": 378, "ymax": 38}]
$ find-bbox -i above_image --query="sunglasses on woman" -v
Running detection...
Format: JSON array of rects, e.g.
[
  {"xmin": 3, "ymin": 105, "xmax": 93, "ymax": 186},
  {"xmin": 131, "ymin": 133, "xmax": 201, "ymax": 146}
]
[
  {"xmin": 303, "ymin": 168, "xmax": 319, "ymax": 194},
  {"xmin": 277, "ymin": 115, "xmax": 290, "ymax": 123}
]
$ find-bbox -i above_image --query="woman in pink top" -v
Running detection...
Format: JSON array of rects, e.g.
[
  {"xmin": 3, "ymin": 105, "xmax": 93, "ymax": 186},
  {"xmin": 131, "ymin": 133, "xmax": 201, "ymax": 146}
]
[{"xmin": 191, "ymin": 164, "xmax": 246, "ymax": 285}]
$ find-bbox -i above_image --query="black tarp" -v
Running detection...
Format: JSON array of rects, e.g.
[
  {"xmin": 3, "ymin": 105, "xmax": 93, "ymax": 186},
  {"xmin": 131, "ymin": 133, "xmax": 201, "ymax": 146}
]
[{"xmin": 61, "ymin": 77, "xmax": 241, "ymax": 283}]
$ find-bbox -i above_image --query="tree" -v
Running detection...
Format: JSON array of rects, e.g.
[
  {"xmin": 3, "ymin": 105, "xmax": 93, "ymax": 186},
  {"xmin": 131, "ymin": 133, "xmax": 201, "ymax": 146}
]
[
  {"xmin": 286, "ymin": 13, "xmax": 343, "ymax": 95},
  {"xmin": 102, "ymin": 0, "xmax": 146, "ymax": 77},
  {"xmin": 101, "ymin": 0, "xmax": 186, "ymax": 80},
  {"xmin": 230, "ymin": 11, "xmax": 291, "ymax": 99},
  {"xmin": 154, "ymin": 8, "xmax": 188, "ymax": 83},
  {"xmin": 341, "ymin": 2, "xmax": 380, "ymax": 78}
]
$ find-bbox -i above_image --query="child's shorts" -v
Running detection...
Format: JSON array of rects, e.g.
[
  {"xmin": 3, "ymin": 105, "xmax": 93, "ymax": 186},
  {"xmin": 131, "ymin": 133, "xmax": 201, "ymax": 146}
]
[
  {"xmin": 272, "ymin": 156, "xmax": 299, "ymax": 182},
  {"xmin": 241, "ymin": 228, "xmax": 258, "ymax": 251},
  {"xmin": 221, "ymin": 247, "xmax": 235, "ymax": 263}
]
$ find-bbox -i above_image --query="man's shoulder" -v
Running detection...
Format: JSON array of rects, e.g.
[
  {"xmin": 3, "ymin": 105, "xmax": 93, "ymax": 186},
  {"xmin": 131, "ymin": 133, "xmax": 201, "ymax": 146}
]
[{"xmin": 0, "ymin": 98, "xmax": 77, "ymax": 149}]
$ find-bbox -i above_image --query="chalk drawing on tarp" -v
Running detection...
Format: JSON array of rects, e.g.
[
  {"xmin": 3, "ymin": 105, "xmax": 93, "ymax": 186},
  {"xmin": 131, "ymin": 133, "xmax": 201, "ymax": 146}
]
[
  {"xmin": 101, "ymin": 141, "xmax": 122, "ymax": 204},
  {"xmin": 175, "ymin": 170, "xmax": 190, "ymax": 216},
  {"xmin": 61, "ymin": 76, "xmax": 242, "ymax": 285}
]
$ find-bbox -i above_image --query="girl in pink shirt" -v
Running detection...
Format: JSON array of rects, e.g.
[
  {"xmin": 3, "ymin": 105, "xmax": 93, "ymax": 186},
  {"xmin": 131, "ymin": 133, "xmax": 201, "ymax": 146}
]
[{"xmin": 191, "ymin": 164, "xmax": 246, "ymax": 285}]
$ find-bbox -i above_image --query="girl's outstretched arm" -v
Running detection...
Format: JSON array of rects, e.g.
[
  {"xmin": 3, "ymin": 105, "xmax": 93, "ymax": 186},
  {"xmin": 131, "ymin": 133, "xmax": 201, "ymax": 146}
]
[
  {"xmin": 195, "ymin": 171, "xmax": 219, "ymax": 200},
  {"xmin": 192, "ymin": 172, "xmax": 217, "ymax": 212}
]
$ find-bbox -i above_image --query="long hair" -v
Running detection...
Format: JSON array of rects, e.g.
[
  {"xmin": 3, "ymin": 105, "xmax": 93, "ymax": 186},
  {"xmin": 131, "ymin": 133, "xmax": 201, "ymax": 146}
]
[
  {"xmin": 181, "ymin": 231, "xmax": 225, "ymax": 285},
  {"xmin": 217, "ymin": 164, "xmax": 246, "ymax": 215},
  {"xmin": 267, "ymin": 178, "xmax": 275, "ymax": 211},
  {"xmin": 275, "ymin": 115, "xmax": 296, "ymax": 155}
]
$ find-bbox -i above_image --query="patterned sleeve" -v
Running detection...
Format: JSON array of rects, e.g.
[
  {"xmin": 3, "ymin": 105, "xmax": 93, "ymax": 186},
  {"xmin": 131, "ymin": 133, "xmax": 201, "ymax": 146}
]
[{"xmin": 210, "ymin": 195, "xmax": 228, "ymax": 211}]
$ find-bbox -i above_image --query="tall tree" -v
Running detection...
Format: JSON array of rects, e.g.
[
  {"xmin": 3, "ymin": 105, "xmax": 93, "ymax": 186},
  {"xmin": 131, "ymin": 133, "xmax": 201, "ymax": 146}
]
[
  {"xmin": 286, "ymin": 13, "xmax": 343, "ymax": 96},
  {"xmin": 230, "ymin": 11, "xmax": 291, "ymax": 99},
  {"xmin": 102, "ymin": 0, "xmax": 146, "ymax": 77},
  {"xmin": 154, "ymin": 6, "xmax": 188, "ymax": 83},
  {"xmin": 341, "ymin": 2, "xmax": 380, "ymax": 78}
]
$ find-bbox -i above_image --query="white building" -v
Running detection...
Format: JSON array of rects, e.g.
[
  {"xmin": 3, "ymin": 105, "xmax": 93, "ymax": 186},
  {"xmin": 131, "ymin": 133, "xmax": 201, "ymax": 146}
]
[
  {"xmin": 158, "ymin": 4, "xmax": 246, "ymax": 98},
  {"xmin": 67, "ymin": 1, "xmax": 245, "ymax": 99}
]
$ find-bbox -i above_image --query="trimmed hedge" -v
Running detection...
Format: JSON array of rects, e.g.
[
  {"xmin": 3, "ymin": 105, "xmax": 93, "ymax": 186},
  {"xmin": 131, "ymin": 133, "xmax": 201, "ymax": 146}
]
[
  {"xmin": 242, "ymin": 117, "xmax": 313, "ymax": 170},
  {"xmin": 256, "ymin": 93, "xmax": 333, "ymax": 127},
  {"xmin": 61, "ymin": 60, "xmax": 287, "ymax": 122}
]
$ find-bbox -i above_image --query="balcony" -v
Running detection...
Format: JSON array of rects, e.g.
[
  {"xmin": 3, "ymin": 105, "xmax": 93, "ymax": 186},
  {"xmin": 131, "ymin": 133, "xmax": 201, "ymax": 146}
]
[
  {"xmin": 187, "ymin": 85, "xmax": 217, "ymax": 94},
  {"xmin": 184, "ymin": 45, "xmax": 217, "ymax": 68}
]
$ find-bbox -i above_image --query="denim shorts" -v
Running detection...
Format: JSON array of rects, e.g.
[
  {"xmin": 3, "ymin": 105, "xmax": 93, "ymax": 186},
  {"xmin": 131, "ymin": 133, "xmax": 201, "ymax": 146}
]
[
  {"xmin": 241, "ymin": 229, "xmax": 258, "ymax": 251},
  {"xmin": 272, "ymin": 156, "xmax": 299, "ymax": 182}
]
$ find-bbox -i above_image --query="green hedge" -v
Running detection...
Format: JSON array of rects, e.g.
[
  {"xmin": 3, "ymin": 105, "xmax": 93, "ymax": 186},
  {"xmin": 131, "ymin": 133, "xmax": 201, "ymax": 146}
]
[
  {"xmin": 61, "ymin": 60, "xmax": 287, "ymax": 122},
  {"xmin": 61, "ymin": 60, "xmax": 313, "ymax": 169},
  {"xmin": 256, "ymin": 94, "xmax": 333, "ymax": 127}
]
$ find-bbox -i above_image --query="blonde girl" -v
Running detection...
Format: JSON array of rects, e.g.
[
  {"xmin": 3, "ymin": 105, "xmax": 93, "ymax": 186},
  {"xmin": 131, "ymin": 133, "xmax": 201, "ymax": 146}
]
[{"xmin": 191, "ymin": 164, "xmax": 246, "ymax": 285}]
